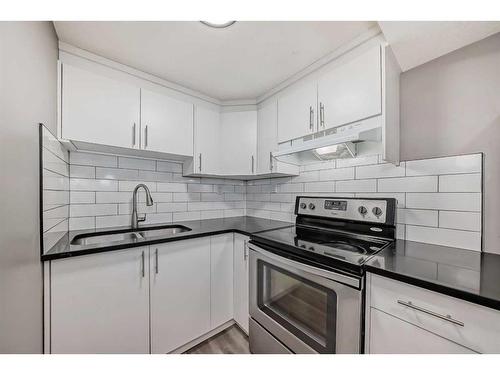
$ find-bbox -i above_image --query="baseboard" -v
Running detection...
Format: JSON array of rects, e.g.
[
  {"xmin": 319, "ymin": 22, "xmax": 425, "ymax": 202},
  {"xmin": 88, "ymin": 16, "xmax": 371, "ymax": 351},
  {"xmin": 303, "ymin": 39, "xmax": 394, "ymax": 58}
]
[{"xmin": 169, "ymin": 320, "xmax": 236, "ymax": 354}]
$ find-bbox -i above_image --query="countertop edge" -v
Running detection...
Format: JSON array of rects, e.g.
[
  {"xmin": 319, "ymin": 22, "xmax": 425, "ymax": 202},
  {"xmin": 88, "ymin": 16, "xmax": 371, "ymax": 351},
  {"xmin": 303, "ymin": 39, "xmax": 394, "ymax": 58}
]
[{"xmin": 365, "ymin": 265, "xmax": 500, "ymax": 312}]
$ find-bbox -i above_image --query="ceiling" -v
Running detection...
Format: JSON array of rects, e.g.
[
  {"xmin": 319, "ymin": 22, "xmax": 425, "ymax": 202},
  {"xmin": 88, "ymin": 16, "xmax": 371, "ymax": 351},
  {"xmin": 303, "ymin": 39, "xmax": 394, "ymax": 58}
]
[
  {"xmin": 53, "ymin": 21, "xmax": 377, "ymax": 101},
  {"xmin": 379, "ymin": 21, "xmax": 500, "ymax": 71}
]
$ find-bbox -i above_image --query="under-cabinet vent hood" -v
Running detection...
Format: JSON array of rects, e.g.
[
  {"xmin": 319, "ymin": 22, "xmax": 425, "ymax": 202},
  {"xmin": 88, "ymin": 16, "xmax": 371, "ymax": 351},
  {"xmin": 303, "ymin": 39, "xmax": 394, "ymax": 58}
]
[{"xmin": 273, "ymin": 117, "xmax": 382, "ymax": 165}]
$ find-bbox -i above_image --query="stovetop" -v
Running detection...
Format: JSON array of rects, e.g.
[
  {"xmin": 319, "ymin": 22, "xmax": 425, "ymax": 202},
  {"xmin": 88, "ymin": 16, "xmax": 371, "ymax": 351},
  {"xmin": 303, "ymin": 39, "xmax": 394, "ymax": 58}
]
[{"xmin": 250, "ymin": 225, "xmax": 393, "ymax": 273}]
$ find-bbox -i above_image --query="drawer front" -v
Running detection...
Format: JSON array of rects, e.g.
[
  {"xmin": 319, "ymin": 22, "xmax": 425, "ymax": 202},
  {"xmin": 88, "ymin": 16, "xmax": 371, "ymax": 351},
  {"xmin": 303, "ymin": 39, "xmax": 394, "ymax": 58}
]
[
  {"xmin": 369, "ymin": 274, "xmax": 500, "ymax": 353},
  {"xmin": 369, "ymin": 308, "xmax": 475, "ymax": 354}
]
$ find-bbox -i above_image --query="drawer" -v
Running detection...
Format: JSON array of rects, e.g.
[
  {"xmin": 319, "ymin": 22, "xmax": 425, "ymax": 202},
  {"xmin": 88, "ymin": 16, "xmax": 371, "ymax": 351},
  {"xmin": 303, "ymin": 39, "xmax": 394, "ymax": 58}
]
[
  {"xmin": 369, "ymin": 308, "xmax": 475, "ymax": 354},
  {"xmin": 369, "ymin": 273, "xmax": 500, "ymax": 353}
]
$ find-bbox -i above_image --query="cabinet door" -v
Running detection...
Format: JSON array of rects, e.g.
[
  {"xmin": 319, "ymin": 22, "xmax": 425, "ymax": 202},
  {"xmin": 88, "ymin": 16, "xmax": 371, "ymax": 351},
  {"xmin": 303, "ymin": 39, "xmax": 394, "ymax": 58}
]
[
  {"xmin": 140, "ymin": 89, "xmax": 193, "ymax": 156},
  {"xmin": 318, "ymin": 46, "xmax": 382, "ymax": 131},
  {"xmin": 61, "ymin": 64, "xmax": 140, "ymax": 149},
  {"xmin": 150, "ymin": 238, "xmax": 211, "ymax": 353},
  {"xmin": 369, "ymin": 308, "xmax": 475, "ymax": 354},
  {"xmin": 210, "ymin": 234, "xmax": 234, "ymax": 328},
  {"xmin": 257, "ymin": 101, "xmax": 278, "ymax": 174},
  {"xmin": 233, "ymin": 234, "xmax": 249, "ymax": 334},
  {"xmin": 220, "ymin": 111, "xmax": 257, "ymax": 175},
  {"xmin": 194, "ymin": 105, "xmax": 221, "ymax": 174},
  {"xmin": 277, "ymin": 80, "xmax": 317, "ymax": 143},
  {"xmin": 50, "ymin": 247, "xmax": 149, "ymax": 353}
]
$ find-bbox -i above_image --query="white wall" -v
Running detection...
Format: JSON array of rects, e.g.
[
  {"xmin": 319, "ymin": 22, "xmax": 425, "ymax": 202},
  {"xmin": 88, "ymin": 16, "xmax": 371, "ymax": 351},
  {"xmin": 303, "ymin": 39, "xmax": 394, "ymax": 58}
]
[
  {"xmin": 0, "ymin": 22, "xmax": 58, "ymax": 353},
  {"xmin": 400, "ymin": 32, "xmax": 500, "ymax": 254}
]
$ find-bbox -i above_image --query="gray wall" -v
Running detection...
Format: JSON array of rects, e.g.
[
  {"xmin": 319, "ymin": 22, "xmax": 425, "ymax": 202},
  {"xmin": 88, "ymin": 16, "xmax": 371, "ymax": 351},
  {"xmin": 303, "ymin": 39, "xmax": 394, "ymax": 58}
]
[
  {"xmin": 0, "ymin": 22, "xmax": 58, "ymax": 353},
  {"xmin": 400, "ymin": 32, "xmax": 500, "ymax": 254}
]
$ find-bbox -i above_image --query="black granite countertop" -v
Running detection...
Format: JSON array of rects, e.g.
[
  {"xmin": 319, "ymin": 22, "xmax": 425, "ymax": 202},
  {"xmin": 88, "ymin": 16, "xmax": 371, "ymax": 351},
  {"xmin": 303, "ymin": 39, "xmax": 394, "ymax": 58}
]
[
  {"xmin": 42, "ymin": 216, "xmax": 294, "ymax": 261},
  {"xmin": 365, "ymin": 239, "xmax": 500, "ymax": 311}
]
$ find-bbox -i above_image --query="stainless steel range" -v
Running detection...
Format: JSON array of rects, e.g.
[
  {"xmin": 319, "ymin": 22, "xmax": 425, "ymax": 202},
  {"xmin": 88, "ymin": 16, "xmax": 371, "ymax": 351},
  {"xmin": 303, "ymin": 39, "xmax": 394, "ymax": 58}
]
[{"xmin": 248, "ymin": 196, "xmax": 397, "ymax": 354}]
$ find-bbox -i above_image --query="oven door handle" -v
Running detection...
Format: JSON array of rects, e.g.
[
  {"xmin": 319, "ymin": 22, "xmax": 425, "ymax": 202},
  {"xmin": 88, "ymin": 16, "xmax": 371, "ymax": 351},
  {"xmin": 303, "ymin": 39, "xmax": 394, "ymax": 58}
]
[{"xmin": 248, "ymin": 243, "xmax": 361, "ymax": 289}]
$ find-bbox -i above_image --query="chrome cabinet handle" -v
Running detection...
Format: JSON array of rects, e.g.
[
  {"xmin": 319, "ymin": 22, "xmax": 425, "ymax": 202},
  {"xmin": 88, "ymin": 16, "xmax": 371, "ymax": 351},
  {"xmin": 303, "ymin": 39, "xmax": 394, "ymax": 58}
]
[
  {"xmin": 244, "ymin": 240, "xmax": 248, "ymax": 260},
  {"xmin": 251, "ymin": 155, "xmax": 255, "ymax": 174},
  {"xmin": 155, "ymin": 248, "xmax": 159, "ymax": 274},
  {"xmin": 199, "ymin": 153, "xmax": 202, "ymax": 172},
  {"xmin": 397, "ymin": 300, "xmax": 464, "ymax": 327},
  {"xmin": 309, "ymin": 106, "xmax": 314, "ymax": 131},
  {"xmin": 320, "ymin": 102, "xmax": 325, "ymax": 128},
  {"xmin": 144, "ymin": 125, "xmax": 148, "ymax": 148},
  {"xmin": 141, "ymin": 251, "xmax": 145, "ymax": 278},
  {"xmin": 269, "ymin": 151, "xmax": 273, "ymax": 172},
  {"xmin": 132, "ymin": 123, "xmax": 136, "ymax": 146}
]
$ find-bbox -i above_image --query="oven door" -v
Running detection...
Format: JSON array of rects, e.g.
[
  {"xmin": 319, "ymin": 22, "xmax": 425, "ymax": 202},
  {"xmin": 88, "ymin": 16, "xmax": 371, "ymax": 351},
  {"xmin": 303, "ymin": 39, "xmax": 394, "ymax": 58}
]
[{"xmin": 249, "ymin": 244, "xmax": 362, "ymax": 354}]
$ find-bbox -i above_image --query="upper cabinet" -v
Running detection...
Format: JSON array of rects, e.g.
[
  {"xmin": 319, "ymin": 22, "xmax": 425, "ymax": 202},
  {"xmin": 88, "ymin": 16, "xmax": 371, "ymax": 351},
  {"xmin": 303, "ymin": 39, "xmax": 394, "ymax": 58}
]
[
  {"xmin": 140, "ymin": 89, "xmax": 193, "ymax": 156},
  {"xmin": 277, "ymin": 79, "xmax": 317, "ymax": 143},
  {"xmin": 257, "ymin": 101, "xmax": 300, "ymax": 176},
  {"xmin": 61, "ymin": 64, "xmax": 141, "ymax": 149},
  {"xmin": 191, "ymin": 105, "xmax": 221, "ymax": 175},
  {"xmin": 219, "ymin": 110, "xmax": 258, "ymax": 176},
  {"xmin": 317, "ymin": 46, "xmax": 382, "ymax": 132}
]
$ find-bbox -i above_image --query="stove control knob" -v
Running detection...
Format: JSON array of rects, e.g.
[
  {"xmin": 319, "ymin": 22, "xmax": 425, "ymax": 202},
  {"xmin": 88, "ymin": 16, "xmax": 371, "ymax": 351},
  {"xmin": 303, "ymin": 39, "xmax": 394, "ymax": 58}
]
[
  {"xmin": 358, "ymin": 206, "xmax": 368, "ymax": 216},
  {"xmin": 372, "ymin": 207, "xmax": 383, "ymax": 217},
  {"xmin": 308, "ymin": 203, "xmax": 316, "ymax": 210},
  {"xmin": 300, "ymin": 203, "xmax": 307, "ymax": 209}
]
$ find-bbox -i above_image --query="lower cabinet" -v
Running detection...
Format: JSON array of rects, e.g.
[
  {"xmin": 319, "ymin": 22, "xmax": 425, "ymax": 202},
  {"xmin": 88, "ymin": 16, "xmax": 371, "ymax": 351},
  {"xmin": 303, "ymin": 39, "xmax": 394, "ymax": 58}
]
[
  {"xmin": 50, "ymin": 247, "xmax": 150, "ymax": 354},
  {"xmin": 233, "ymin": 234, "xmax": 250, "ymax": 333},
  {"xmin": 150, "ymin": 238, "xmax": 211, "ymax": 354},
  {"xmin": 48, "ymin": 235, "xmax": 240, "ymax": 354},
  {"xmin": 369, "ymin": 308, "xmax": 474, "ymax": 354}
]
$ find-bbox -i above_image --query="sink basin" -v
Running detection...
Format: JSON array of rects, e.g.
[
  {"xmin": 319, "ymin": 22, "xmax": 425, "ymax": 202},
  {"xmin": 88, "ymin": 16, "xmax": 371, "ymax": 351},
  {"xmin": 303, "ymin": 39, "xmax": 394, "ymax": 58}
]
[
  {"xmin": 138, "ymin": 225, "xmax": 191, "ymax": 239},
  {"xmin": 71, "ymin": 231, "xmax": 143, "ymax": 246},
  {"xmin": 70, "ymin": 225, "xmax": 192, "ymax": 246}
]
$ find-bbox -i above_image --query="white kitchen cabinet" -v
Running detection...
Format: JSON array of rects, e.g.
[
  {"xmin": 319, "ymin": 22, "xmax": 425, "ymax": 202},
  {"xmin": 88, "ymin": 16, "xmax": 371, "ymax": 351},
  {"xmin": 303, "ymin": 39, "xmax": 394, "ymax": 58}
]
[
  {"xmin": 50, "ymin": 247, "xmax": 150, "ymax": 354},
  {"xmin": 210, "ymin": 234, "xmax": 234, "ymax": 329},
  {"xmin": 219, "ymin": 110, "xmax": 257, "ymax": 176},
  {"xmin": 61, "ymin": 64, "xmax": 140, "ymax": 149},
  {"xmin": 150, "ymin": 238, "xmax": 211, "ymax": 353},
  {"xmin": 277, "ymin": 79, "xmax": 317, "ymax": 143},
  {"xmin": 369, "ymin": 308, "xmax": 475, "ymax": 354},
  {"xmin": 187, "ymin": 105, "xmax": 221, "ymax": 175},
  {"xmin": 257, "ymin": 100, "xmax": 299, "ymax": 176},
  {"xmin": 140, "ymin": 88, "xmax": 194, "ymax": 156},
  {"xmin": 317, "ymin": 46, "xmax": 382, "ymax": 132},
  {"xmin": 233, "ymin": 234, "xmax": 250, "ymax": 334}
]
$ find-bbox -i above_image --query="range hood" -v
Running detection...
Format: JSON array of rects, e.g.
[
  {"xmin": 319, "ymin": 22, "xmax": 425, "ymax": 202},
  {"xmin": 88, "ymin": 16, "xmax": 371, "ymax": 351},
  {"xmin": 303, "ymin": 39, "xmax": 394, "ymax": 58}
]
[{"xmin": 273, "ymin": 117, "xmax": 382, "ymax": 165}]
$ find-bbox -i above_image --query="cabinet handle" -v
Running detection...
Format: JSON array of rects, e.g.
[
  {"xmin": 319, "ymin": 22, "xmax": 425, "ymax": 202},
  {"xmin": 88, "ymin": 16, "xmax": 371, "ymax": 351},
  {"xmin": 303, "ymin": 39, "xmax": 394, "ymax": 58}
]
[
  {"xmin": 141, "ymin": 250, "xmax": 145, "ymax": 278},
  {"xmin": 155, "ymin": 248, "xmax": 159, "ymax": 274},
  {"xmin": 144, "ymin": 125, "xmax": 148, "ymax": 148},
  {"xmin": 251, "ymin": 155, "xmax": 255, "ymax": 174},
  {"xmin": 269, "ymin": 151, "xmax": 273, "ymax": 172},
  {"xmin": 132, "ymin": 123, "xmax": 136, "ymax": 146},
  {"xmin": 199, "ymin": 153, "xmax": 202, "ymax": 172},
  {"xmin": 397, "ymin": 300, "xmax": 464, "ymax": 327},
  {"xmin": 320, "ymin": 102, "xmax": 325, "ymax": 128},
  {"xmin": 309, "ymin": 106, "xmax": 314, "ymax": 131},
  {"xmin": 244, "ymin": 240, "xmax": 248, "ymax": 260}
]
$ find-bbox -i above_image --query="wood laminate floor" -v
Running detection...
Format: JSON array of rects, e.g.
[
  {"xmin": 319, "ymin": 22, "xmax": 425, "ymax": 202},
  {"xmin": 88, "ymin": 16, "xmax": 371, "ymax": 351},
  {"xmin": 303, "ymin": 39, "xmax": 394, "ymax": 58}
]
[{"xmin": 186, "ymin": 325, "xmax": 250, "ymax": 354}]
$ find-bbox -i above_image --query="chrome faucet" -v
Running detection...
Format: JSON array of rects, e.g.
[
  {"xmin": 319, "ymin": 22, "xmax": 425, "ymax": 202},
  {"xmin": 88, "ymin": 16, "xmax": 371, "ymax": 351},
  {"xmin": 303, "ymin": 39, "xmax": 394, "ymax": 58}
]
[{"xmin": 131, "ymin": 184, "xmax": 154, "ymax": 229}]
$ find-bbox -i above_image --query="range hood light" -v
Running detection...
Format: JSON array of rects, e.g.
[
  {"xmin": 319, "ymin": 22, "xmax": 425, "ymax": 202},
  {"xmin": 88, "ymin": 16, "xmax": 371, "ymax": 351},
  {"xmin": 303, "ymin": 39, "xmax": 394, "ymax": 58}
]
[
  {"xmin": 315, "ymin": 144, "xmax": 339, "ymax": 155},
  {"xmin": 312, "ymin": 142, "xmax": 357, "ymax": 160}
]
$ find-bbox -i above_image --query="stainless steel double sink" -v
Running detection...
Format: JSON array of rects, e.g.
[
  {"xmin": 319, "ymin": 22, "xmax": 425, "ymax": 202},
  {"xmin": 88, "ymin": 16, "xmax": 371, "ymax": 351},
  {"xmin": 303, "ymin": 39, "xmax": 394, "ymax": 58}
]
[{"xmin": 71, "ymin": 225, "xmax": 192, "ymax": 246}]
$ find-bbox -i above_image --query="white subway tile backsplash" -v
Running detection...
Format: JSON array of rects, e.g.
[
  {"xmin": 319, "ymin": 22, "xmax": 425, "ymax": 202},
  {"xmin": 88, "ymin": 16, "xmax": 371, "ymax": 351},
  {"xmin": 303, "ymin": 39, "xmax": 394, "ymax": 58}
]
[
  {"xmin": 150, "ymin": 192, "xmax": 173, "ymax": 203},
  {"xmin": 71, "ymin": 152, "xmax": 117, "ymax": 167},
  {"xmin": 319, "ymin": 167, "xmax": 354, "ymax": 181},
  {"xmin": 378, "ymin": 176, "xmax": 438, "ymax": 192},
  {"xmin": 397, "ymin": 209, "xmax": 438, "ymax": 227},
  {"xmin": 224, "ymin": 209, "xmax": 245, "ymax": 218},
  {"xmin": 292, "ymin": 171, "xmax": 320, "ymax": 182},
  {"xmin": 118, "ymin": 202, "xmax": 157, "ymax": 215},
  {"xmin": 70, "ymin": 191, "xmax": 95, "ymax": 204},
  {"xmin": 69, "ymin": 217, "xmax": 95, "ymax": 231},
  {"xmin": 43, "ymin": 148, "xmax": 69, "ymax": 176},
  {"xmin": 118, "ymin": 157, "xmax": 156, "ymax": 171},
  {"xmin": 157, "ymin": 183, "xmax": 188, "ymax": 192},
  {"xmin": 138, "ymin": 170, "xmax": 173, "ymax": 182},
  {"xmin": 96, "ymin": 191, "xmax": 134, "ymax": 204},
  {"xmin": 96, "ymin": 215, "xmax": 130, "ymax": 229},
  {"xmin": 278, "ymin": 183, "xmax": 305, "ymax": 193},
  {"xmin": 157, "ymin": 202, "xmax": 188, "ymax": 213},
  {"xmin": 406, "ymin": 226, "xmax": 481, "ymax": 251},
  {"xmin": 173, "ymin": 211, "xmax": 201, "ymax": 222},
  {"xmin": 118, "ymin": 180, "xmax": 156, "ymax": 192},
  {"xmin": 95, "ymin": 167, "xmax": 139, "ymax": 180},
  {"xmin": 157, "ymin": 161, "xmax": 183, "ymax": 173},
  {"xmin": 406, "ymin": 193, "xmax": 481, "ymax": 211},
  {"xmin": 43, "ymin": 169, "xmax": 70, "ymax": 190},
  {"xmin": 355, "ymin": 162, "xmax": 406, "ymax": 179},
  {"xmin": 173, "ymin": 192, "xmax": 201, "ymax": 202},
  {"xmin": 71, "ymin": 178, "xmax": 118, "ymax": 192},
  {"xmin": 188, "ymin": 184, "xmax": 213, "ymax": 193},
  {"xmin": 406, "ymin": 154, "xmax": 481, "ymax": 176},
  {"xmin": 439, "ymin": 173, "xmax": 481, "ymax": 192},
  {"xmin": 336, "ymin": 155, "xmax": 379, "ymax": 168},
  {"xmin": 336, "ymin": 179, "xmax": 376, "ymax": 192},
  {"xmin": 355, "ymin": 193, "xmax": 406, "ymax": 207},
  {"xmin": 304, "ymin": 181, "xmax": 335, "ymax": 192},
  {"xmin": 201, "ymin": 210, "xmax": 224, "ymax": 219},
  {"xmin": 70, "ymin": 165, "xmax": 95, "ymax": 179},
  {"xmin": 439, "ymin": 211, "xmax": 481, "ymax": 231}
]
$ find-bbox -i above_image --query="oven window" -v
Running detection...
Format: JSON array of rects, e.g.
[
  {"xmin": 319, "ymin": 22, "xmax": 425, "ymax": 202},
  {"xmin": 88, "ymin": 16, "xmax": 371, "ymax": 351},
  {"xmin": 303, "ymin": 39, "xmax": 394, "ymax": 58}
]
[{"xmin": 257, "ymin": 260, "xmax": 337, "ymax": 353}]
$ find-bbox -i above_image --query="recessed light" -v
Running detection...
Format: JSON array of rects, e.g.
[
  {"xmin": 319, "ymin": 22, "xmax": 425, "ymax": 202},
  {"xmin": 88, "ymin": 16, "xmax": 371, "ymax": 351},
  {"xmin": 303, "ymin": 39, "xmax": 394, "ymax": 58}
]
[{"xmin": 200, "ymin": 21, "xmax": 236, "ymax": 29}]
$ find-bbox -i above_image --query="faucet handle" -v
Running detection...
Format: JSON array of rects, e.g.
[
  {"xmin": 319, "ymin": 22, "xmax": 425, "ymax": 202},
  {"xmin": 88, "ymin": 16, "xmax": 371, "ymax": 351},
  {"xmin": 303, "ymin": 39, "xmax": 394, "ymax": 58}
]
[{"xmin": 138, "ymin": 213, "xmax": 147, "ymax": 223}]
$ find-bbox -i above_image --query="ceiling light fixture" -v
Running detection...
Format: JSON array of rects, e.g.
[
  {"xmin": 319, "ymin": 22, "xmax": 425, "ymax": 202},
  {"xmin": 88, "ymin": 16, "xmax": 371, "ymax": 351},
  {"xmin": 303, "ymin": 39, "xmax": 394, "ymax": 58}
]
[{"xmin": 200, "ymin": 21, "xmax": 236, "ymax": 29}]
